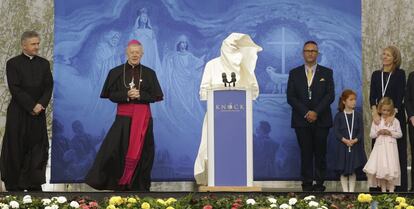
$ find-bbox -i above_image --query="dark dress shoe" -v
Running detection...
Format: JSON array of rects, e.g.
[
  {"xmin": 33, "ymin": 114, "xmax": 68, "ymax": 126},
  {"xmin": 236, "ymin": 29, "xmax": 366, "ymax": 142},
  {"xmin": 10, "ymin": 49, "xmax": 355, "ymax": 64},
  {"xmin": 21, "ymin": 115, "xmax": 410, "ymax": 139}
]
[
  {"xmin": 395, "ymin": 186, "xmax": 407, "ymax": 192},
  {"xmin": 313, "ymin": 184, "xmax": 326, "ymax": 192},
  {"xmin": 302, "ymin": 184, "xmax": 314, "ymax": 192},
  {"xmin": 369, "ymin": 187, "xmax": 380, "ymax": 192}
]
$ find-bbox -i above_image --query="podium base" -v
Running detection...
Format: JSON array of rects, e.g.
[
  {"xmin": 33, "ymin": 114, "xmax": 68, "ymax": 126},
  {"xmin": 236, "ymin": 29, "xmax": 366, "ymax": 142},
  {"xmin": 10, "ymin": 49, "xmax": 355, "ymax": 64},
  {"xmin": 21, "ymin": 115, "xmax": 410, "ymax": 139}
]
[{"xmin": 198, "ymin": 186, "xmax": 262, "ymax": 192}]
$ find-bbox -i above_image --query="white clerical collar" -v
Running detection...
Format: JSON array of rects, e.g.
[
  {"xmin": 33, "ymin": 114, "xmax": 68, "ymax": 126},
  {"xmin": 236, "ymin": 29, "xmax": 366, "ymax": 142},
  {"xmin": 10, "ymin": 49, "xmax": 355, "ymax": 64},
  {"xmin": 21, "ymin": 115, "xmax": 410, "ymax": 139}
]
[
  {"xmin": 127, "ymin": 61, "xmax": 140, "ymax": 68},
  {"xmin": 22, "ymin": 52, "xmax": 34, "ymax": 60}
]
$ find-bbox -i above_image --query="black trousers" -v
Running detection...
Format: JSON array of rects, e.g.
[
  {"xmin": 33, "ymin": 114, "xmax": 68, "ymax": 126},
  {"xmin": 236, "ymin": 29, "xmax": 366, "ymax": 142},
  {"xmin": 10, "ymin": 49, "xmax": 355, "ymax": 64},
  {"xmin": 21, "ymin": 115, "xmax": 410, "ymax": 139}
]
[
  {"xmin": 408, "ymin": 122, "xmax": 414, "ymax": 191},
  {"xmin": 396, "ymin": 121, "xmax": 407, "ymax": 192},
  {"xmin": 395, "ymin": 110, "xmax": 408, "ymax": 191},
  {"xmin": 295, "ymin": 127, "xmax": 329, "ymax": 188}
]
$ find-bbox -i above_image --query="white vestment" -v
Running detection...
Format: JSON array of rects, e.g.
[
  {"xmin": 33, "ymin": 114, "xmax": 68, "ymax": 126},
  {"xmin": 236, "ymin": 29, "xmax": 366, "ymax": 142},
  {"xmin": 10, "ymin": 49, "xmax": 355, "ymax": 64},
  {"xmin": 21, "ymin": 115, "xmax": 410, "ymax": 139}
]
[{"xmin": 194, "ymin": 33, "xmax": 262, "ymax": 185}]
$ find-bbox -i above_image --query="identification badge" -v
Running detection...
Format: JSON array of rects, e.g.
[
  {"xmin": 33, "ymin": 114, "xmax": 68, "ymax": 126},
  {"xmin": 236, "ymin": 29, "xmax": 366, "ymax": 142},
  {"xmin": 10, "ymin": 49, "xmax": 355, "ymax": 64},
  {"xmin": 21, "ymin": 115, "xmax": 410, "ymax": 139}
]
[{"xmin": 308, "ymin": 88, "xmax": 312, "ymax": 100}]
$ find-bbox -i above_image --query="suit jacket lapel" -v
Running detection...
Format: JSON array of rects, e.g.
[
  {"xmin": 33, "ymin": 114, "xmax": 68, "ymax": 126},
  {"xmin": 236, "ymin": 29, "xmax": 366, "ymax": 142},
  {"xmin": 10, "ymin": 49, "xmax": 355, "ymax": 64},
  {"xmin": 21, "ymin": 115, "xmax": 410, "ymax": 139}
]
[
  {"xmin": 310, "ymin": 64, "xmax": 320, "ymax": 89},
  {"xmin": 300, "ymin": 65, "xmax": 308, "ymax": 90}
]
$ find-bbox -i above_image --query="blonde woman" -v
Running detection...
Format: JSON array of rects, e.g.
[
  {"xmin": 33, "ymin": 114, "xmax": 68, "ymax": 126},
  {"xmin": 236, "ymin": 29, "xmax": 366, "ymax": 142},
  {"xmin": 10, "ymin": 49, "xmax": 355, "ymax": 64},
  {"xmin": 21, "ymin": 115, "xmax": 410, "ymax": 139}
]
[{"xmin": 369, "ymin": 46, "xmax": 406, "ymax": 191}]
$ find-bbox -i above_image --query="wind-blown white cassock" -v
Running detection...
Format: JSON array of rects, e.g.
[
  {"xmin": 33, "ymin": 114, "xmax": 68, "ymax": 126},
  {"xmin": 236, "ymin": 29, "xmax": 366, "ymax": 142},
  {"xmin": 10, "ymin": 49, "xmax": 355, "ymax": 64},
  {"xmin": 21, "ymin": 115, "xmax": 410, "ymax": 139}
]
[{"xmin": 194, "ymin": 33, "xmax": 262, "ymax": 185}]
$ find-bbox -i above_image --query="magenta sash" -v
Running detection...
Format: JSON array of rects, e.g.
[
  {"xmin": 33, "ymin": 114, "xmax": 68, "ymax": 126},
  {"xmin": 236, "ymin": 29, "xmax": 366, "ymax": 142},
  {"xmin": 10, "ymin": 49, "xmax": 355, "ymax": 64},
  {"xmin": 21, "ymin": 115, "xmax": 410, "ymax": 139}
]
[{"xmin": 116, "ymin": 103, "xmax": 151, "ymax": 185}]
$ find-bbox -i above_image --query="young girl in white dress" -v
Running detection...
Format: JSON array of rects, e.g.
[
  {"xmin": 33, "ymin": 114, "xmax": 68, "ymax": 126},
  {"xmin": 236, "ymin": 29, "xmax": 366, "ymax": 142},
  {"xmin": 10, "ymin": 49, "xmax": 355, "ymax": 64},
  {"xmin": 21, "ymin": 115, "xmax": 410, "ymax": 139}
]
[{"xmin": 363, "ymin": 97, "xmax": 402, "ymax": 192}]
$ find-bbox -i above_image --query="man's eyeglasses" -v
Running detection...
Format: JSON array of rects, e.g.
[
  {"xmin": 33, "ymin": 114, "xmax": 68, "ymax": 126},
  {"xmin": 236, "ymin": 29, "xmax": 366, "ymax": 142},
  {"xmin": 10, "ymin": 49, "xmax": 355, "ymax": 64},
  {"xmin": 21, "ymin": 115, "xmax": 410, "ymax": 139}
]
[{"xmin": 303, "ymin": 50, "xmax": 318, "ymax": 53}]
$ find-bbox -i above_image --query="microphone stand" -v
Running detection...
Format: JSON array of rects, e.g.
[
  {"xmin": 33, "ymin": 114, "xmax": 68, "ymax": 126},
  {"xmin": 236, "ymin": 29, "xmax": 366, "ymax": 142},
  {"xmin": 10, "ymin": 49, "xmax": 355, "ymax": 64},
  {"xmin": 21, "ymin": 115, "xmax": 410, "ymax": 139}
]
[
  {"xmin": 230, "ymin": 72, "xmax": 237, "ymax": 87},
  {"xmin": 222, "ymin": 72, "xmax": 237, "ymax": 87}
]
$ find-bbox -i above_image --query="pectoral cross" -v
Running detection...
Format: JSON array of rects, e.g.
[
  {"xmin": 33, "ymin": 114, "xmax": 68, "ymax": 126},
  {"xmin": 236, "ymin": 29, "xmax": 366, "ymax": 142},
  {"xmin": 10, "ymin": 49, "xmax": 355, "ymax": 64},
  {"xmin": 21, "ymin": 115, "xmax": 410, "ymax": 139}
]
[{"xmin": 129, "ymin": 77, "xmax": 135, "ymax": 89}]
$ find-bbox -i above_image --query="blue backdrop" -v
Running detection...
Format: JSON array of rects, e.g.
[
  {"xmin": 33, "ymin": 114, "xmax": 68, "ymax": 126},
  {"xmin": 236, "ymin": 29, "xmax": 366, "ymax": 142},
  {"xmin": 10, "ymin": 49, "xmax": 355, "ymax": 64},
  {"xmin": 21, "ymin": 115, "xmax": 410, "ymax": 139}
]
[{"xmin": 52, "ymin": 0, "xmax": 361, "ymax": 182}]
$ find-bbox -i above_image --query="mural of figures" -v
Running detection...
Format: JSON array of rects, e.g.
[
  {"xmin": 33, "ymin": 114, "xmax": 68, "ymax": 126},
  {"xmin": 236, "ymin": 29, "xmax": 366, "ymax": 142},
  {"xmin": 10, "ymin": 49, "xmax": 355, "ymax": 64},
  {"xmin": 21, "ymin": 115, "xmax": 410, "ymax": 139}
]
[
  {"xmin": 265, "ymin": 66, "xmax": 289, "ymax": 94},
  {"xmin": 91, "ymin": 30, "xmax": 122, "ymax": 90},
  {"xmin": 63, "ymin": 121, "xmax": 97, "ymax": 181},
  {"xmin": 160, "ymin": 35, "xmax": 205, "ymax": 132},
  {"xmin": 253, "ymin": 121, "xmax": 279, "ymax": 179},
  {"xmin": 54, "ymin": 0, "xmax": 361, "ymax": 181},
  {"xmin": 85, "ymin": 30, "xmax": 122, "ymax": 132},
  {"xmin": 129, "ymin": 8, "xmax": 162, "ymax": 71},
  {"xmin": 50, "ymin": 120, "xmax": 70, "ymax": 182}
]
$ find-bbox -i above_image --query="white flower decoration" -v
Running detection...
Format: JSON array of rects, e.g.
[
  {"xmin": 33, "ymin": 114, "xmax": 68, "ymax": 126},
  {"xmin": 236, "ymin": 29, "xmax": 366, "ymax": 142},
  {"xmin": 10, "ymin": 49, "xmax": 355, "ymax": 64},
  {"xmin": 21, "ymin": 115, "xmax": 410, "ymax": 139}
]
[
  {"xmin": 42, "ymin": 199, "xmax": 52, "ymax": 205},
  {"xmin": 270, "ymin": 203, "xmax": 277, "ymax": 208},
  {"xmin": 57, "ymin": 197, "xmax": 67, "ymax": 204},
  {"xmin": 51, "ymin": 204, "xmax": 59, "ymax": 209},
  {"xmin": 279, "ymin": 203, "xmax": 291, "ymax": 209},
  {"xmin": 23, "ymin": 195, "xmax": 31, "ymax": 200},
  {"xmin": 246, "ymin": 198, "xmax": 256, "ymax": 205},
  {"xmin": 304, "ymin": 195, "xmax": 316, "ymax": 201},
  {"xmin": 9, "ymin": 201, "xmax": 19, "ymax": 209},
  {"xmin": 268, "ymin": 197, "xmax": 277, "ymax": 204},
  {"xmin": 23, "ymin": 195, "xmax": 32, "ymax": 204},
  {"xmin": 23, "ymin": 198, "xmax": 32, "ymax": 204},
  {"xmin": 45, "ymin": 206, "xmax": 52, "ymax": 209},
  {"xmin": 309, "ymin": 201, "xmax": 319, "ymax": 207},
  {"xmin": 0, "ymin": 203, "xmax": 9, "ymax": 209},
  {"xmin": 69, "ymin": 201, "xmax": 80, "ymax": 208},
  {"xmin": 288, "ymin": 198, "xmax": 297, "ymax": 205}
]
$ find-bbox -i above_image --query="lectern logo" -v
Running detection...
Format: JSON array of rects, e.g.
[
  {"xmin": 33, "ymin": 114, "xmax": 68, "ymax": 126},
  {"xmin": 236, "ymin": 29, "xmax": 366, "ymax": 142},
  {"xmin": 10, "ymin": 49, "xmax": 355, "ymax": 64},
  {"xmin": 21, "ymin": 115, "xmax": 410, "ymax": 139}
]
[{"xmin": 215, "ymin": 103, "xmax": 245, "ymax": 112}]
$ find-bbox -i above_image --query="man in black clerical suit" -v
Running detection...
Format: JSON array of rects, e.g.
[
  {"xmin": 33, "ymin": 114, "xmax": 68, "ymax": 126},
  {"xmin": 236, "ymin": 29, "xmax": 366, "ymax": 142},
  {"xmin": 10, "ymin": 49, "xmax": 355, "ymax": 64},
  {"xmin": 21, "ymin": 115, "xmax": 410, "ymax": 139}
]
[
  {"xmin": 85, "ymin": 40, "xmax": 163, "ymax": 191},
  {"xmin": 0, "ymin": 31, "xmax": 53, "ymax": 191},
  {"xmin": 287, "ymin": 41, "xmax": 334, "ymax": 191}
]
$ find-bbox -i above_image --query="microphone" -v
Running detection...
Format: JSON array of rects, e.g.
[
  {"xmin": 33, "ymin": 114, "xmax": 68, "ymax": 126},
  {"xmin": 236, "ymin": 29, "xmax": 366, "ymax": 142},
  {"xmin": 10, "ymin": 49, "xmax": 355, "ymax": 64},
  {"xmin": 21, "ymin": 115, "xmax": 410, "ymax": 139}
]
[
  {"xmin": 222, "ymin": 73, "xmax": 228, "ymax": 87},
  {"xmin": 231, "ymin": 72, "xmax": 236, "ymax": 87}
]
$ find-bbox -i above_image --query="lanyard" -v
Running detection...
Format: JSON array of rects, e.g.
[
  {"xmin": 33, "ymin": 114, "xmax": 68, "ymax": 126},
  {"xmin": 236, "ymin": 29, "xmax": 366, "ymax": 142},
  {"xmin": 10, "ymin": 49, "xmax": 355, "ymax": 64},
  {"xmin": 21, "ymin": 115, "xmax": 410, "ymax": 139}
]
[
  {"xmin": 306, "ymin": 68, "xmax": 315, "ymax": 100},
  {"xmin": 381, "ymin": 71, "xmax": 392, "ymax": 97},
  {"xmin": 306, "ymin": 68, "xmax": 315, "ymax": 87},
  {"xmin": 344, "ymin": 110, "xmax": 354, "ymax": 152}
]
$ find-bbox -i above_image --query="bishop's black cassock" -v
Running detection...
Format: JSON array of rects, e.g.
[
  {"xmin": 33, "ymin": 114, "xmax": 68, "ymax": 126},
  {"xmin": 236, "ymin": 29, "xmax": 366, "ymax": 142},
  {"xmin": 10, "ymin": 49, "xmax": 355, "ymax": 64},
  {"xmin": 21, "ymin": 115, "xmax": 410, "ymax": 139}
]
[{"xmin": 85, "ymin": 63, "xmax": 163, "ymax": 191}]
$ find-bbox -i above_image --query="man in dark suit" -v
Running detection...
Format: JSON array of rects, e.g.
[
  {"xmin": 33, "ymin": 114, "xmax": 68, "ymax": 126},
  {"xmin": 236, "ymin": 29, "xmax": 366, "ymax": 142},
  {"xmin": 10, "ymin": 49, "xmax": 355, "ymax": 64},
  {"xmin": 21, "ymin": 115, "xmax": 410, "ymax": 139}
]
[
  {"xmin": 287, "ymin": 41, "xmax": 335, "ymax": 191},
  {"xmin": 405, "ymin": 71, "xmax": 414, "ymax": 192}
]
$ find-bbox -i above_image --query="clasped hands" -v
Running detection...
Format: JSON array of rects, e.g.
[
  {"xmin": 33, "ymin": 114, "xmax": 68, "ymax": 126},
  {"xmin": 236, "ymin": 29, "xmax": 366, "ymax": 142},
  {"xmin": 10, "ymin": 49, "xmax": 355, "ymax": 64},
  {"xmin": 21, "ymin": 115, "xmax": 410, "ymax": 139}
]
[
  {"xmin": 342, "ymin": 137, "xmax": 358, "ymax": 147},
  {"xmin": 377, "ymin": 129, "xmax": 392, "ymax": 136},
  {"xmin": 31, "ymin": 103, "xmax": 45, "ymax": 116},
  {"xmin": 305, "ymin": 110, "xmax": 317, "ymax": 123},
  {"xmin": 128, "ymin": 88, "xmax": 140, "ymax": 100}
]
